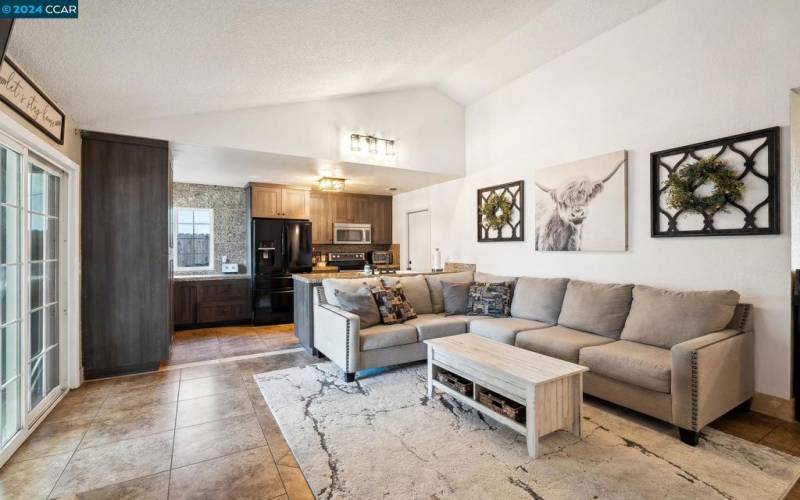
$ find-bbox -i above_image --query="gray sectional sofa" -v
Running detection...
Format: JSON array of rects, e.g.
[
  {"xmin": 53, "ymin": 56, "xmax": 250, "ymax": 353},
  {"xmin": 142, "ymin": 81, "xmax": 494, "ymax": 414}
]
[{"xmin": 312, "ymin": 271, "xmax": 754, "ymax": 445}]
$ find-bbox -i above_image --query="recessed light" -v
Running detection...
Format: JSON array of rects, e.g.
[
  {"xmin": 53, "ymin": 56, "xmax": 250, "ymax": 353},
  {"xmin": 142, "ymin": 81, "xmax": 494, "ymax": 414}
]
[{"xmin": 387, "ymin": 187, "xmax": 398, "ymax": 191}]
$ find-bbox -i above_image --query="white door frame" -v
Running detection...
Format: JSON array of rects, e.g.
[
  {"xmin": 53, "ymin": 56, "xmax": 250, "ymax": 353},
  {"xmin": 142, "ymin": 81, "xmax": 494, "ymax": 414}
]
[
  {"xmin": 0, "ymin": 112, "xmax": 80, "ymax": 467},
  {"xmin": 24, "ymin": 158, "xmax": 67, "ymax": 426},
  {"xmin": 405, "ymin": 208, "xmax": 431, "ymax": 271}
]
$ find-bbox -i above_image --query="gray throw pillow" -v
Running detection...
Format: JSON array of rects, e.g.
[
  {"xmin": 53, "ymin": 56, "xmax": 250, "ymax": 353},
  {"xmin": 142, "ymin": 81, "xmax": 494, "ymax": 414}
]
[
  {"xmin": 510, "ymin": 277, "xmax": 569, "ymax": 323},
  {"xmin": 620, "ymin": 285, "xmax": 740, "ymax": 348},
  {"xmin": 425, "ymin": 271, "xmax": 474, "ymax": 313},
  {"xmin": 397, "ymin": 275, "xmax": 433, "ymax": 314},
  {"xmin": 557, "ymin": 280, "xmax": 633, "ymax": 339},
  {"xmin": 466, "ymin": 282, "xmax": 513, "ymax": 318},
  {"xmin": 334, "ymin": 287, "xmax": 381, "ymax": 329},
  {"xmin": 442, "ymin": 281, "xmax": 470, "ymax": 316}
]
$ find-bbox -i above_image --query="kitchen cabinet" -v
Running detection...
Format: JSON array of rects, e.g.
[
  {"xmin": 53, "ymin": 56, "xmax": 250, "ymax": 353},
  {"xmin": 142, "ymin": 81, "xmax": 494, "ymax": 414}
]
[
  {"xmin": 310, "ymin": 192, "xmax": 332, "ymax": 244},
  {"xmin": 251, "ymin": 186, "xmax": 281, "ymax": 217},
  {"xmin": 330, "ymin": 194, "xmax": 354, "ymax": 223},
  {"xmin": 249, "ymin": 183, "xmax": 310, "ymax": 219},
  {"xmin": 81, "ymin": 131, "xmax": 171, "ymax": 378},
  {"xmin": 330, "ymin": 194, "xmax": 374, "ymax": 223},
  {"xmin": 371, "ymin": 196, "xmax": 393, "ymax": 244},
  {"xmin": 174, "ymin": 282, "xmax": 196, "ymax": 326},
  {"xmin": 173, "ymin": 278, "xmax": 251, "ymax": 329},
  {"xmin": 282, "ymin": 187, "xmax": 310, "ymax": 219},
  {"xmin": 312, "ymin": 192, "xmax": 393, "ymax": 244}
]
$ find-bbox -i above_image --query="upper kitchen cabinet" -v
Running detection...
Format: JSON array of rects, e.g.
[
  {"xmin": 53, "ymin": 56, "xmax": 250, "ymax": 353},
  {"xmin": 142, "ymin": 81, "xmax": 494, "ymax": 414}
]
[
  {"xmin": 320, "ymin": 192, "xmax": 393, "ymax": 244},
  {"xmin": 371, "ymin": 196, "xmax": 393, "ymax": 244},
  {"xmin": 310, "ymin": 191, "xmax": 332, "ymax": 244},
  {"xmin": 248, "ymin": 183, "xmax": 310, "ymax": 219},
  {"xmin": 330, "ymin": 193, "xmax": 371, "ymax": 223}
]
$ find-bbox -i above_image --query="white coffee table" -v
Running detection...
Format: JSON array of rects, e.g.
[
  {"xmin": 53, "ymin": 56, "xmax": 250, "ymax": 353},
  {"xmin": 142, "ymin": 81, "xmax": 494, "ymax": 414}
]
[{"xmin": 425, "ymin": 334, "xmax": 587, "ymax": 458}]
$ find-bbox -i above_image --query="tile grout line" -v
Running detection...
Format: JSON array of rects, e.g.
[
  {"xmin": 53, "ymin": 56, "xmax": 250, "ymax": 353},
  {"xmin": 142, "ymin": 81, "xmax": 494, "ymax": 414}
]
[
  {"xmin": 45, "ymin": 384, "xmax": 114, "ymax": 498},
  {"xmin": 167, "ymin": 377, "xmax": 180, "ymax": 500}
]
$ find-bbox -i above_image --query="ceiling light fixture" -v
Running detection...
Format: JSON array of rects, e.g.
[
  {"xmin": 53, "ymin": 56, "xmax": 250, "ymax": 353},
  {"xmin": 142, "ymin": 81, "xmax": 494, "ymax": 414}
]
[
  {"xmin": 319, "ymin": 177, "xmax": 346, "ymax": 192},
  {"xmin": 350, "ymin": 133, "xmax": 396, "ymax": 157},
  {"xmin": 367, "ymin": 136, "xmax": 378, "ymax": 154}
]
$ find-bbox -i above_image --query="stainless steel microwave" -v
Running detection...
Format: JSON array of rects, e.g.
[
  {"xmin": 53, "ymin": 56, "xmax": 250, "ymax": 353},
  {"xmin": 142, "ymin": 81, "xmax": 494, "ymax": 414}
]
[{"xmin": 333, "ymin": 223, "xmax": 371, "ymax": 244}]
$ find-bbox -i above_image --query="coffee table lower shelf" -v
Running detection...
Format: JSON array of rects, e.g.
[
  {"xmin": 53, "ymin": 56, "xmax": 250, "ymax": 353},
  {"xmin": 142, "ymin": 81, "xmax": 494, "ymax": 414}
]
[
  {"xmin": 426, "ymin": 343, "xmax": 585, "ymax": 459},
  {"xmin": 430, "ymin": 379, "xmax": 527, "ymax": 436}
]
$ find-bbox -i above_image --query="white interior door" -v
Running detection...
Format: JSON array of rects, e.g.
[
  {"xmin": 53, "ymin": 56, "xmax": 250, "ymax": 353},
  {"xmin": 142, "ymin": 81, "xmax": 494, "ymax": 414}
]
[{"xmin": 406, "ymin": 210, "xmax": 430, "ymax": 271}]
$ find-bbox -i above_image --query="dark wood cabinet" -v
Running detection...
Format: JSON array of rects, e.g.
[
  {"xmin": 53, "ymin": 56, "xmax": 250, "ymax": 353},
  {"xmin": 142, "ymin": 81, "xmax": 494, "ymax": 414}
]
[
  {"xmin": 81, "ymin": 131, "xmax": 171, "ymax": 378},
  {"xmin": 372, "ymin": 196, "xmax": 393, "ymax": 244},
  {"xmin": 174, "ymin": 282, "xmax": 196, "ymax": 326},
  {"xmin": 173, "ymin": 278, "xmax": 251, "ymax": 329},
  {"xmin": 330, "ymin": 194, "xmax": 353, "ymax": 223}
]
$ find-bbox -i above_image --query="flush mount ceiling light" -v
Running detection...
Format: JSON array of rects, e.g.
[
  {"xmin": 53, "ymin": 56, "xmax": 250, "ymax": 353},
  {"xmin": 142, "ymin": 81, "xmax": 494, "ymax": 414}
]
[
  {"xmin": 350, "ymin": 133, "xmax": 396, "ymax": 156},
  {"xmin": 319, "ymin": 177, "xmax": 346, "ymax": 192}
]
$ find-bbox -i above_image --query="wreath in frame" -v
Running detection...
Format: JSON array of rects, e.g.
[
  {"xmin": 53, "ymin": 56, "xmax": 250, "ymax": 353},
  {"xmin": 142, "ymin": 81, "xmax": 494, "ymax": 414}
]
[
  {"xmin": 480, "ymin": 193, "xmax": 513, "ymax": 231},
  {"xmin": 663, "ymin": 157, "xmax": 745, "ymax": 215}
]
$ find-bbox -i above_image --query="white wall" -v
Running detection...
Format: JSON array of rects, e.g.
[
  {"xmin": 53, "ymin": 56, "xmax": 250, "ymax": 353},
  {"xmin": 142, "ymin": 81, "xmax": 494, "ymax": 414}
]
[
  {"xmin": 394, "ymin": 0, "xmax": 800, "ymax": 399},
  {"xmin": 89, "ymin": 87, "xmax": 465, "ymax": 176}
]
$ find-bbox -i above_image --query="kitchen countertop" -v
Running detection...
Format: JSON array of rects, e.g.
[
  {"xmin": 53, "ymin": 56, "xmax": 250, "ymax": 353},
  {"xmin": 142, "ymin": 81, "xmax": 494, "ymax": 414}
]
[
  {"xmin": 293, "ymin": 270, "xmax": 452, "ymax": 284},
  {"xmin": 173, "ymin": 273, "xmax": 251, "ymax": 282}
]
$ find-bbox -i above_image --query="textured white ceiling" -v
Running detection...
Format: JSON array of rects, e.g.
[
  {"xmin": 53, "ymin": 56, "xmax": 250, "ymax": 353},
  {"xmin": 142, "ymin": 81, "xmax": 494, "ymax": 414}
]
[
  {"xmin": 170, "ymin": 143, "xmax": 459, "ymax": 195},
  {"xmin": 8, "ymin": 0, "xmax": 554, "ymax": 125}
]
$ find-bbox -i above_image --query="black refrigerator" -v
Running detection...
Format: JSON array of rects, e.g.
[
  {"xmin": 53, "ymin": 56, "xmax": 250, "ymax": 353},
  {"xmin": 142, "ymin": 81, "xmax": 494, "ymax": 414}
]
[{"xmin": 252, "ymin": 219, "xmax": 312, "ymax": 325}]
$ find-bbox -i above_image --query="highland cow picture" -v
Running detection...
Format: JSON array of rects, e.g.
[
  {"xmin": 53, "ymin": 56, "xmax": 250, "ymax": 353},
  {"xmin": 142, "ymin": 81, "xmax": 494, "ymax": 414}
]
[{"xmin": 534, "ymin": 150, "xmax": 627, "ymax": 252}]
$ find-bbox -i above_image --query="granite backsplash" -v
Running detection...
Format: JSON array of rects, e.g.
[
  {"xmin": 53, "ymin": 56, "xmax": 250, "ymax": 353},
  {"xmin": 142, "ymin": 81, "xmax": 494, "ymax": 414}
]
[{"xmin": 173, "ymin": 183, "xmax": 248, "ymax": 275}]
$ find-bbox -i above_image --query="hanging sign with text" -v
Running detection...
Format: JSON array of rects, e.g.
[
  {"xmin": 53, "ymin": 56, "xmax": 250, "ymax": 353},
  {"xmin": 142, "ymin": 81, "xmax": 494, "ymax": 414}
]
[{"xmin": 0, "ymin": 57, "xmax": 65, "ymax": 144}]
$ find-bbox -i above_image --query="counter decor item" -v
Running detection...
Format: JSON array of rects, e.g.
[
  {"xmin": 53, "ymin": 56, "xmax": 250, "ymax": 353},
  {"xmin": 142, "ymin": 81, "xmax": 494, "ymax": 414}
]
[
  {"xmin": 432, "ymin": 248, "xmax": 443, "ymax": 272},
  {"xmin": 534, "ymin": 151, "xmax": 627, "ymax": 252},
  {"xmin": 477, "ymin": 180, "xmax": 524, "ymax": 242},
  {"xmin": 651, "ymin": 127, "xmax": 780, "ymax": 237}
]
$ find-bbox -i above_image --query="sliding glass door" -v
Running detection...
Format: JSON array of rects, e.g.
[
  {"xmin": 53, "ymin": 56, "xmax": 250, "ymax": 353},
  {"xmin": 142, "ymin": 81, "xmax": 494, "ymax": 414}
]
[
  {"xmin": 27, "ymin": 163, "xmax": 62, "ymax": 416},
  {"xmin": 0, "ymin": 145, "xmax": 21, "ymax": 448},
  {"xmin": 0, "ymin": 139, "xmax": 66, "ymax": 455}
]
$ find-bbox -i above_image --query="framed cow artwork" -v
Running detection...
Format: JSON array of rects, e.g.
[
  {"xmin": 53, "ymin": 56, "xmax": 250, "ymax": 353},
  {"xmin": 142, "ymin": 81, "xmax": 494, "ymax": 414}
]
[{"xmin": 534, "ymin": 150, "xmax": 628, "ymax": 252}]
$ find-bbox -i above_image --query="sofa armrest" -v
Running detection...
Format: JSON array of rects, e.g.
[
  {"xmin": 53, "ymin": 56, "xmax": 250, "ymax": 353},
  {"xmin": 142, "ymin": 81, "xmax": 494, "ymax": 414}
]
[
  {"xmin": 313, "ymin": 290, "xmax": 360, "ymax": 375},
  {"xmin": 671, "ymin": 328, "xmax": 754, "ymax": 431}
]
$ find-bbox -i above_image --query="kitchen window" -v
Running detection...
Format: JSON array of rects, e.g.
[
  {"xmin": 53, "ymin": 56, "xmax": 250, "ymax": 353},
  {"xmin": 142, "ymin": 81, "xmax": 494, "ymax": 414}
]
[{"xmin": 175, "ymin": 207, "xmax": 214, "ymax": 271}]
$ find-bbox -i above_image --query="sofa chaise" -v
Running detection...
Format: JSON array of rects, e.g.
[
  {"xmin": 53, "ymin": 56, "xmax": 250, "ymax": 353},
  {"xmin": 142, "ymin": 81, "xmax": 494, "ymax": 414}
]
[{"xmin": 312, "ymin": 271, "xmax": 754, "ymax": 445}]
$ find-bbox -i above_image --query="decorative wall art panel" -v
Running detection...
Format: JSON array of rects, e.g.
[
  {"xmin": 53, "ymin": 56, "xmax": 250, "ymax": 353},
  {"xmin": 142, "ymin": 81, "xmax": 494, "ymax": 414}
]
[
  {"xmin": 534, "ymin": 150, "xmax": 627, "ymax": 252},
  {"xmin": 0, "ymin": 57, "xmax": 65, "ymax": 144},
  {"xmin": 477, "ymin": 180, "xmax": 524, "ymax": 242},
  {"xmin": 650, "ymin": 127, "xmax": 779, "ymax": 237}
]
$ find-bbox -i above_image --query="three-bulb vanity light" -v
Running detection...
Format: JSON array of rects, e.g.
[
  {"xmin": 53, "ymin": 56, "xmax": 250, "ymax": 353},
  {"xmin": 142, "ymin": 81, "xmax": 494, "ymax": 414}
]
[{"xmin": 350, "ymin": 133, "xmax": 395, "ymax": 156}]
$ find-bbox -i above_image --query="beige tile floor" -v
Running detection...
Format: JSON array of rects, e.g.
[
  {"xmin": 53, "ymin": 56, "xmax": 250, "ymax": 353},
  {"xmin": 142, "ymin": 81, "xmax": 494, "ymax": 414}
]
[
  {"xmin": 0, "ymin": 349, "xmax": 317, "ymax": 500},
  {"xmin": 4, "ymin": 344, "xmax": 800, "ymax": 499}
]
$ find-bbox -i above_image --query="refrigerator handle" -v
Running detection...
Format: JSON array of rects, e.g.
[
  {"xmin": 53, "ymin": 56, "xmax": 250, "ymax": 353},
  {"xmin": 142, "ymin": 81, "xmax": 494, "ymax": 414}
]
[{"xmin": 282, "ymin": 229, "xmax": 287, "ymax": 272}]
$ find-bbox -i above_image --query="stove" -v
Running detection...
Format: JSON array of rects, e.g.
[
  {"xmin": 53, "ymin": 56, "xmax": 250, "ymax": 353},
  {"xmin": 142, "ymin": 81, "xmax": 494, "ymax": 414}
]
[{"xmin": 327, "ymin": 252, "xmax": 367, "ymax": 271}]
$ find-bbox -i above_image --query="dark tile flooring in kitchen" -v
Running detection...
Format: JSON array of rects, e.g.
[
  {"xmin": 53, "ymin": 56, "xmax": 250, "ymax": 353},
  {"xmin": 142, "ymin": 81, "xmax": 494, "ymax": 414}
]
[
  {"xmin": 0, "ymin": 349, "xmax": 317, "ymax": 499},
  {"xmin": 3, "ymin": 346, "xmax": 800, "ymax": 498}
]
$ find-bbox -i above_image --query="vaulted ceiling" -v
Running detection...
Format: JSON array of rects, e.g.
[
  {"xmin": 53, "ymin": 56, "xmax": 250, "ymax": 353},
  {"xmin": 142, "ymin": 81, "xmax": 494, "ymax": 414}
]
[{"xmin": 7, "ymin": 0, "xmax": 661, "ymax": 126}]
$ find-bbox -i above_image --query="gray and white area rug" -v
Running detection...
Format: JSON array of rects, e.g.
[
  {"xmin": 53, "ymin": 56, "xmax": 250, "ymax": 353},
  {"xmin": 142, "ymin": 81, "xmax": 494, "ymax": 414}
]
[{"xmin": 255, "ymin": 362, "xmax": 800, "ymax": 500}]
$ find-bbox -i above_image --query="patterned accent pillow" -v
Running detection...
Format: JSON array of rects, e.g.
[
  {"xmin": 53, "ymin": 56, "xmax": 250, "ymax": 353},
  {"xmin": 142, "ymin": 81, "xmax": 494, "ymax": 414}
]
[
  {"xmin": 368, "ymin": 281, "xmax": 418, "ymax": 324},
  {"xmin": 466, "ymin": 282, "xmax": 513, "ymax": 318}
]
